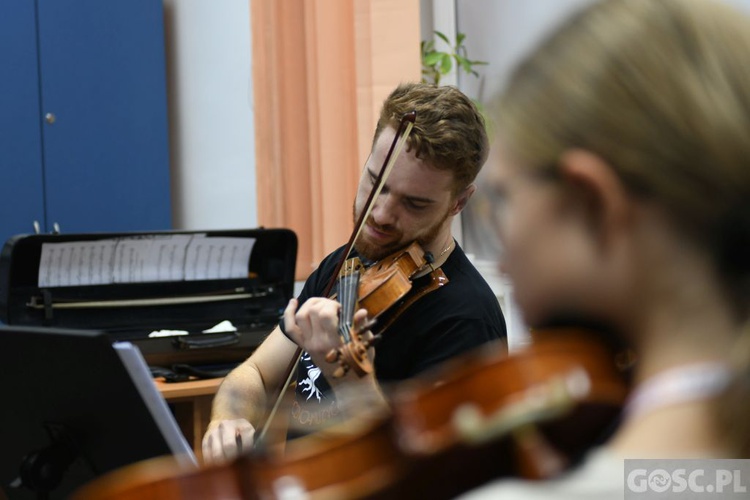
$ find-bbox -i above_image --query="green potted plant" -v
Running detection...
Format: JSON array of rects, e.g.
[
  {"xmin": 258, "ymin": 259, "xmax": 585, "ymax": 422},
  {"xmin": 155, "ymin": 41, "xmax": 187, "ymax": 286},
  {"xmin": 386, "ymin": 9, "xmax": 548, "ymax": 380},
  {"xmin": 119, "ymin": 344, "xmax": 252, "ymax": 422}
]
[{"xmin": 421, "ymin": 31, "xmax": 488, "ymax": 86}]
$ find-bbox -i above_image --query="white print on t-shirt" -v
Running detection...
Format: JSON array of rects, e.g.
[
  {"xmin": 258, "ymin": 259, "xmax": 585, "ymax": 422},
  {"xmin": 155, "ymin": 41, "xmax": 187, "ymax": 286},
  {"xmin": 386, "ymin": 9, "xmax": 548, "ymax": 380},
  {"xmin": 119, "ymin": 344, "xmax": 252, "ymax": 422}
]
[{"xmin": 299, "ymin": 352, "xmax": 324, "ymax": 401}]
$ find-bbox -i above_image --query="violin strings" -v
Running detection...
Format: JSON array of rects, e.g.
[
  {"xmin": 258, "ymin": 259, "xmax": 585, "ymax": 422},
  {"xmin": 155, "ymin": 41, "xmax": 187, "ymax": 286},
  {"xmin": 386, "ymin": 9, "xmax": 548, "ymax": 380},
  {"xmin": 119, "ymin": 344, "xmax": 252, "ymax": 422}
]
[
  {"xmin": 339, "ymin": 261, "xmax": 348, "ymax": 341},
  {"xmin": 339, "ymin": 259, "xmax": 356, "ymax": 343},
  {"xmin": 345, "ymin": 259, "xmax": 352, "ymax": 341}
]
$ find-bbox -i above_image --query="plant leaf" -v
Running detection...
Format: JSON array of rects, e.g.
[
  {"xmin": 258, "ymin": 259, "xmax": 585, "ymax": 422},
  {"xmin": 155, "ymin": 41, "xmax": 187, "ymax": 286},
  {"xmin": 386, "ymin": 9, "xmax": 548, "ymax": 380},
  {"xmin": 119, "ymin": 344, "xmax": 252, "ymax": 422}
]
[
  {"xmin": 423, "ymin": 51, "xmax": 443, "ymax": 66},
  {"xmin": 434, "ymin": 30, "xmax": 450, "ymax": 45},
  {"xmin": 455, "ymin": 54, "xmax": 473, "ymax": 74},
  {"xmin": 440, "ymin": 53, "xmax": 453, "ymax": 74}
]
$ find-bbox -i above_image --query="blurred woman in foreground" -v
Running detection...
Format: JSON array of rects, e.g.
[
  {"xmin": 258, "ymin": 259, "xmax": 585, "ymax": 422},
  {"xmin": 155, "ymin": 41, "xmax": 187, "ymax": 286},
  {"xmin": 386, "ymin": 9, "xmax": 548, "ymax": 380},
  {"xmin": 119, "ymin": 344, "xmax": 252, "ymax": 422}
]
[{"xmin": 464, "ymin": 0, "xmax": 750, "ymax": 497}]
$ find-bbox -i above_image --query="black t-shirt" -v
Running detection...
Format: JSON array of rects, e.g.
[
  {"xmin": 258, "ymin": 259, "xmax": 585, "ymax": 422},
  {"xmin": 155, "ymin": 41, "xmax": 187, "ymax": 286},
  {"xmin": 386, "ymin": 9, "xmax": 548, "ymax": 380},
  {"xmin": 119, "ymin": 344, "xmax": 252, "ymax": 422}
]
[{"xmin": 283, "ymin": 242, "xmax": 507, "ymax": 432}]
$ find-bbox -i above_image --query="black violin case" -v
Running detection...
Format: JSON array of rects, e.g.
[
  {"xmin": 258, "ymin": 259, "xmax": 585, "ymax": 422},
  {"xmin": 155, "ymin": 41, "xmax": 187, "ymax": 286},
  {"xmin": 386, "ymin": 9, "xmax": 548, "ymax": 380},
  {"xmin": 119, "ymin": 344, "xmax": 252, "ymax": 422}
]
[{"xmin": 0, "ymin": 228, "xmax": 296, "ymax": 371}]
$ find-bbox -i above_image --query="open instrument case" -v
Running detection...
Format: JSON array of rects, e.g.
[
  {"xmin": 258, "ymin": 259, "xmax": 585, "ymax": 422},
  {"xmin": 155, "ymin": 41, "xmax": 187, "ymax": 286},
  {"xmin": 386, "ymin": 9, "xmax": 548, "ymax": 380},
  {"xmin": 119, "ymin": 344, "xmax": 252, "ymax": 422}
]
[{"xmin": 0, "ymin": 228, "xmax": 297, "ymax": 371}]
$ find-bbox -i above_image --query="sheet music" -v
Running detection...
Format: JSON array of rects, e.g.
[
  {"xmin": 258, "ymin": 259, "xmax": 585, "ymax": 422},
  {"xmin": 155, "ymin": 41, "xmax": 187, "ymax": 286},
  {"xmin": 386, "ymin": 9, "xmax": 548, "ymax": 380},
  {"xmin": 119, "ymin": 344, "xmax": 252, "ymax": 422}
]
[
  {"xmin": 113, "ymin": 341, "xmax": 198, "ymax": 467},
  {"xmin": 38, "ymin": 235, "xmax": 256, "ymax": 287},
  {"xmin": 38, "ymin": 240, "xmax": 116, "ymax": 287},
  {"xmin": 112, "ymin": 235, "xmax": 193, "ymax": 284},
  {"xmin": 184, "ymin": 236, "xmax": 255, "ymax": 281}
]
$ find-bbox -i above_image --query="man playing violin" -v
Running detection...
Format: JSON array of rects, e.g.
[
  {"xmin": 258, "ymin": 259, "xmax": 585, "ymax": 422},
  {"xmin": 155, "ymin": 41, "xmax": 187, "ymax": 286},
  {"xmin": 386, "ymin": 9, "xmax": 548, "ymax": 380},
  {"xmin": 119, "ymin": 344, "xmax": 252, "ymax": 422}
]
[{"xmin": 203, "ymin": 82, "xmax": 506, "ymax": 462}]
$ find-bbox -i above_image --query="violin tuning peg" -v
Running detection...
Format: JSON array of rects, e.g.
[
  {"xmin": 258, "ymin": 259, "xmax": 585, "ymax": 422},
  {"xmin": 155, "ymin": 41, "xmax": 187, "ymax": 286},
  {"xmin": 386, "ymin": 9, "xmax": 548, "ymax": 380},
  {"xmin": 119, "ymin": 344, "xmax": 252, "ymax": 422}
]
[
  {"xmin": 333, "ymin": 365, "xmax": 348, "ymax": 378},
  {"xmin": 325, "ymin": 348, "xmax": 340, "ymax": 363}
]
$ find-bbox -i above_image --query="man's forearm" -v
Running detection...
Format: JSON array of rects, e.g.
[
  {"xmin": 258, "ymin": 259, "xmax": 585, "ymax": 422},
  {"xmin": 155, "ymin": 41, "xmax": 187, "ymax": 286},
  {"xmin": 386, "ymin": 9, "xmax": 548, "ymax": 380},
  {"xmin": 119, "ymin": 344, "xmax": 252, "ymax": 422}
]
[{"xmin": 210, "ymin": 361, "xmax": 269, "ymax": 428}]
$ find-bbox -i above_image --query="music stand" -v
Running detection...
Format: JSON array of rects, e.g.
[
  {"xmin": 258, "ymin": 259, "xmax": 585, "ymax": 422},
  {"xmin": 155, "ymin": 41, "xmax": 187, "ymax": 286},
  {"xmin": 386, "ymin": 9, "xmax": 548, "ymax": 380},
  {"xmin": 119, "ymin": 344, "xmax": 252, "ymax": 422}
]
[{"xmin": 0, "ymin": 325, "xmax": 196, "ymax": 500}]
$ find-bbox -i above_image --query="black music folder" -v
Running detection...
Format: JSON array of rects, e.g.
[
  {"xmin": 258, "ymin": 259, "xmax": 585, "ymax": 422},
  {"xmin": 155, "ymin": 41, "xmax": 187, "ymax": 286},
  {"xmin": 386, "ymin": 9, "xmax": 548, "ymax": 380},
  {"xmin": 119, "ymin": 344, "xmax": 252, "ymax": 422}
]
[
  {"xmin": 0, "ymin": 228, "xmax": 297, "ymax": 369},
  {"xmin": 0, "ymin": 325, "xmax": 197, "ymax": 500}
]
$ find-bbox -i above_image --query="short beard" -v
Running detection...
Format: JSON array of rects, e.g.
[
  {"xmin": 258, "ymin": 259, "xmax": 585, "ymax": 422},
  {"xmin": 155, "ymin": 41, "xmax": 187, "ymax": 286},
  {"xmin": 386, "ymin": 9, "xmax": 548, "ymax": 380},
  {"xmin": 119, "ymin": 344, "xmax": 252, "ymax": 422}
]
[
  {"xmin": 353, "ymin": 220, "xmax": 402, "ymax": 261},
  {"xmin": 352, "ymin": 203, "xmax": 451, "ymax": 262}
]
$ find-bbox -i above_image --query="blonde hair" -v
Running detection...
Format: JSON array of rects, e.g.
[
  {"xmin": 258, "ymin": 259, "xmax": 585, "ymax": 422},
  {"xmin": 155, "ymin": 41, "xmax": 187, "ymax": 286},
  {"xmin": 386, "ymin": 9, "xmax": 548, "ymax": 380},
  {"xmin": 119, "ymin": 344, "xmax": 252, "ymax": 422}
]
[
  {"xmin": 494, "ymin": 0, "xmax": 750, "ymax": 455},
  {"xmin": 495, "ymin": 0, "xmax": 750, "ymax": 317}
]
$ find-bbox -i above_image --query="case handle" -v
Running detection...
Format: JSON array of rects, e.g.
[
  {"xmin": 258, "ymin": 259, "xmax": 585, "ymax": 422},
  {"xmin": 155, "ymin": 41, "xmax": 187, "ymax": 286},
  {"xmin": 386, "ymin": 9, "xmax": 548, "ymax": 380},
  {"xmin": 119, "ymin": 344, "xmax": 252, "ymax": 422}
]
[{"xmin": 173, "ymin": 332, "xmax": 240, "ymax": 350}]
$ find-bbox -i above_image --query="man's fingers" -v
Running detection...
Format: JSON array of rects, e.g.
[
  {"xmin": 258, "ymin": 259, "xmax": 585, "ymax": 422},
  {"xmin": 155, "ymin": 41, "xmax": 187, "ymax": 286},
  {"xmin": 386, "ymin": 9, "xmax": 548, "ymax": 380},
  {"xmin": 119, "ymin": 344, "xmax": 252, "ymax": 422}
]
[
  {"xmin": 236, "ymin": 426, "xmax": 255, "ymax": 454},
  {"xmin": 236, "ymin": 429, "xmax": 243, "ymax": 454},
  {"xmin": 219, "ymin": 424, "xmax": 240, "ymax": 460},
  {"xmin": 202, "ymin": 429, "xmax": 225, "ymax": 465},
  {"xmin": 202, "ymin": 420, "xmax": 255, "ymax": 465},
  {"xmin": 291, "ymin": 298, "xmax": 341, "ymax": 349},
  {"xmin": 354, "ymin": 309, "xmax": 374, "ymax": 329}
]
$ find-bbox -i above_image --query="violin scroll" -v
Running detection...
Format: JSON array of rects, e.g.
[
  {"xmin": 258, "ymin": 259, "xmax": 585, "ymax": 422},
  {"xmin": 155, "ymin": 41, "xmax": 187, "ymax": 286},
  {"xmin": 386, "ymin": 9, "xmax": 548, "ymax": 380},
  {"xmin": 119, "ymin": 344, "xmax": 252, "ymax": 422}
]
[{"xmin": 325, "ymin": 332, "xmax": 374, "ymax": 378}]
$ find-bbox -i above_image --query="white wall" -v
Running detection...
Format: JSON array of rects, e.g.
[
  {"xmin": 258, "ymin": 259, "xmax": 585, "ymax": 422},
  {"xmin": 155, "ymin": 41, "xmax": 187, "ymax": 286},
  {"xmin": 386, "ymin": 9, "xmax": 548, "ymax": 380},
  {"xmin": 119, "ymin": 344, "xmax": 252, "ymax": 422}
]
[
  {"xmin": 162, "ymin": 0, "xmax": 257, "ymax": 231},
  {"xmin": 455, "ymin": 0, "xmax": 596, "ymax": 103},
  {"xmin": 456, "ymin": 0, "xmax": 750, "ymax": 102}
]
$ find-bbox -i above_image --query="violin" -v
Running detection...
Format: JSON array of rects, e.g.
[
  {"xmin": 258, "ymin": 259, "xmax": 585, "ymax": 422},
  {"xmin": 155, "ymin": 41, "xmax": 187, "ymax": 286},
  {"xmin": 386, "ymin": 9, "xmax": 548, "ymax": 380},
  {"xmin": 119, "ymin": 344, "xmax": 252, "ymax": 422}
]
[
  {"xmin": 246, "ymin": 328, "xmax": 630, "ymax": 499},
  {"xmin": 71, "ymin": 455, "xmax": 244, "ymax": 500},
  {"xmin": 239, "ymin": 409, "xmax": 404, "ymax": 499},
  {"xmin": 71, "ymin": 328, "xmax": 630, "ymax": 500},
  {"xmin": 317, "ymin": 110, "xmax": 423, "ymax": 379},
  {"xmin": 325, "ymin": 240, "xmax": 445, "ymax": 377},
  {"xmin": 380, "ymin": 328, "xmax": 630, "ymax": 498}
]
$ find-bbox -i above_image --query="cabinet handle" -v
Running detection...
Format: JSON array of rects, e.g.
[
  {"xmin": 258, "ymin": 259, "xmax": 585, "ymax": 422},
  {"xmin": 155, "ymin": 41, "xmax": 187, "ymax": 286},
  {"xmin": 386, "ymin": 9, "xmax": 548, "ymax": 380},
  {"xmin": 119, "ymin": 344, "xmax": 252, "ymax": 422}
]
[{"xmin": 45, "ymin": 113, "xmax": 56, "ymax": 124}]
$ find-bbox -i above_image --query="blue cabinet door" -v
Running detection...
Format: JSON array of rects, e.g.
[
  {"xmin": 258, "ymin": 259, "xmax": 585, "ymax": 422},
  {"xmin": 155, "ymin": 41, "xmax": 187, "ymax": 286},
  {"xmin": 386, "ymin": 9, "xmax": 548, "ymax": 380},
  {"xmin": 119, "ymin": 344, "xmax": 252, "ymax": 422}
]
[
  {"xmin": 37, "ymin": 0, "xmax": 172, "ymax": 234},
  {"xmin": 1, "ymin": 0, "xmax": 172, "ymax": 247},
  {"xmin": 0, "ymin": 1, "xmax": 46, "ymax": 242}
]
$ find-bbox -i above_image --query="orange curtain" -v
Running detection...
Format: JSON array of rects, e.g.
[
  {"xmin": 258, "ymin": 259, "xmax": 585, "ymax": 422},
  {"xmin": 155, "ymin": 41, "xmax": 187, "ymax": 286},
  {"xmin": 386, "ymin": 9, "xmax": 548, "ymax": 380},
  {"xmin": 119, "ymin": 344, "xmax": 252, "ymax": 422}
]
[{"xmin": 251, "ymin": 0, "xmax": 421, "ymax": 280}]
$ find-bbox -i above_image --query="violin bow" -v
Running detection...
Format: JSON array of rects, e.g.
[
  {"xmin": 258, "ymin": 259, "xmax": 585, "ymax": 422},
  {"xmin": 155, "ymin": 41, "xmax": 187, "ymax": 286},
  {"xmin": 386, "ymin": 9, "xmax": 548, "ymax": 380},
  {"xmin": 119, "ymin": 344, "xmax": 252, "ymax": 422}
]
[{"xmin": 255, "ymin": 111, "xmax": 416, "ymax": 448}]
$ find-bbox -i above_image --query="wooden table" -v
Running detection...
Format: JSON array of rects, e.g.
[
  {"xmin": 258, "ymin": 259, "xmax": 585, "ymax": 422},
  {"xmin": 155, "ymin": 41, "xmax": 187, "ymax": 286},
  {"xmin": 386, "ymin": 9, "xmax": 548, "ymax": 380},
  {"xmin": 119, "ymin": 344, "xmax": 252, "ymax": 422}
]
[{"xmin": 154, "ymin": 376, "xmax": 223, "ymax": 462}]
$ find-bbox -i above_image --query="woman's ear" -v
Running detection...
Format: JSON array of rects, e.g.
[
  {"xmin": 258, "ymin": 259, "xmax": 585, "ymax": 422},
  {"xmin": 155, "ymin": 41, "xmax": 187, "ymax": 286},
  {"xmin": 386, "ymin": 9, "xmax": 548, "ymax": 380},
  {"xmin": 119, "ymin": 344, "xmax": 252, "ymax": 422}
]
[
  {"xmin": 451, "ymin": 184, "xmax": 477, "ymax": 215},
  {"xmin": 557, "ymin": 149, "xmax": 632, "ymax": 247}
]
